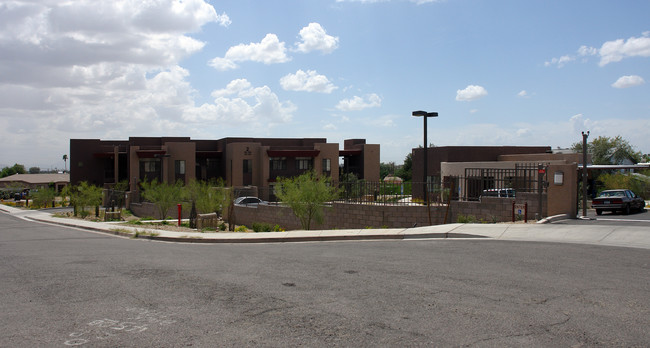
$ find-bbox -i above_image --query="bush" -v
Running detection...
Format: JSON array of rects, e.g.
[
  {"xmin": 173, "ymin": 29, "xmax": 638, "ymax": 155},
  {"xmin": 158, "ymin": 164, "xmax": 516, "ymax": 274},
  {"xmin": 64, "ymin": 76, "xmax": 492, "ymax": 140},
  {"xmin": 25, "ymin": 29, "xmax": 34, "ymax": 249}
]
[
  {"xmin": 252, "ymin": 222, "xmax": 273, "ymax": 232},
  {"xmin": 457, "ymin": 214, "xmax": 476, "ymax": 223},
  {"xmin": 30, "ymin": 188, "xmax": 57, "ymax": 208},
  {"xmin": 235, "ymin": 225, "xmax": 248, "ymax": 232}
]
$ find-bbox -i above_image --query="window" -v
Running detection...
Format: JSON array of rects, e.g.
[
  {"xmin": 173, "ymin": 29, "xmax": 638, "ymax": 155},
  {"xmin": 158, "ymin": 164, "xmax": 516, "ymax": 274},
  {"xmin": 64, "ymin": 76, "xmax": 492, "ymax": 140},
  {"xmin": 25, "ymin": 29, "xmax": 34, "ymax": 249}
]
[
  {"xmin": 142, "ymin": 159, "xmax": 159, "ymax": 173},
  {"xmin": 322, "ymin": 158, "xmax": 331, "ymax": 173},
  {"xmin": 296, "ymin": 157, "xmax": 312, "ymax": 170},
  {"xmin": 270, "ymin": 157, "xmax": 287, "ymax": 171},
  {"xmin": 243, "ymin": 159, "xmax": 252, "ymax": 173},
  {"xmin": 175, "ymin": 160, "xmax": 185, "ymax": 175},
  {"xmin": 139, "ymin": 158, "xmax": 161, "ymax": 182}
]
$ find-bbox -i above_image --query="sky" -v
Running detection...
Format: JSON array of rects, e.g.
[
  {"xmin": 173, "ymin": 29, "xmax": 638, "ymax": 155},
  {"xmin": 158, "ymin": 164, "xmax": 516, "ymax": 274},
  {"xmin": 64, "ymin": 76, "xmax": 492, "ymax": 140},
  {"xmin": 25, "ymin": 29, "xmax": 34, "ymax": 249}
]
[{"xmin": 1, "ymin": 0, "xmax": 649, "ymax": 170}]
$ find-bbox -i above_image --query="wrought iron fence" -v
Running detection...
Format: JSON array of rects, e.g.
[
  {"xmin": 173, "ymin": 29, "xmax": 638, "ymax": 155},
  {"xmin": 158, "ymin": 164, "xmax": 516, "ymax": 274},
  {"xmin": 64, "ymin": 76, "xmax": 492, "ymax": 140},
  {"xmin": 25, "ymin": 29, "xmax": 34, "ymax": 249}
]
[
  {"xmin": 259, "ymin": 181, "xmax": 446, "ymax": 206},
  {"xmin": 454, "ymin": 164, "xmax": 548, "ymax": 201}
]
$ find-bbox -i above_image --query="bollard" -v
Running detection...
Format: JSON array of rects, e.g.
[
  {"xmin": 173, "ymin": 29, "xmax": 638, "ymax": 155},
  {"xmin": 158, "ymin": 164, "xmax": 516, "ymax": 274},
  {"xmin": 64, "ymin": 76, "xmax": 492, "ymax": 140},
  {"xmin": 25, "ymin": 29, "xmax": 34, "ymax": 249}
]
[{"xmin": 177, "ymin": 203, "xmax": 182, "ymax": 226}]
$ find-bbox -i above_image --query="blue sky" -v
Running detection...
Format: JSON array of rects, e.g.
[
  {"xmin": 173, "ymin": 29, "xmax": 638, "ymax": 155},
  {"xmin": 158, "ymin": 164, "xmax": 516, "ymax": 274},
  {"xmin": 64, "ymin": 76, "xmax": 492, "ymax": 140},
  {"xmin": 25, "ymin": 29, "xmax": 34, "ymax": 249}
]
[{"xmin": 1, "ymin": 0, "xmax": 649, "ymax": 170}]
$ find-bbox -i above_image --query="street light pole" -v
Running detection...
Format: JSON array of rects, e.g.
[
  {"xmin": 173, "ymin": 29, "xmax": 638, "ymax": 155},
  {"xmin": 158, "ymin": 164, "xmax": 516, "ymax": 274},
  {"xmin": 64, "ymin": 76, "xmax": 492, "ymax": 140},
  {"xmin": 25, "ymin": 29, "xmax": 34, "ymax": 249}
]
[
  {"xmin": 581, "ymin": 131, "xmax": 589, "ymax": 218},
  {"xmin": 412, "ymin": 110, "xmax": 438, "ymax": 225}
]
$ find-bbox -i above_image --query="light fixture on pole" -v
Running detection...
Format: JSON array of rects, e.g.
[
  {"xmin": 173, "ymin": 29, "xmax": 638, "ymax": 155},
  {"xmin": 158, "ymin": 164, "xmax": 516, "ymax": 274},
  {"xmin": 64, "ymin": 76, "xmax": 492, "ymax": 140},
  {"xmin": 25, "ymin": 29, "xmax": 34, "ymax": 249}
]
[{"xmin": 412, "ymin": 110, "xmax": 438, "ymax": 225}]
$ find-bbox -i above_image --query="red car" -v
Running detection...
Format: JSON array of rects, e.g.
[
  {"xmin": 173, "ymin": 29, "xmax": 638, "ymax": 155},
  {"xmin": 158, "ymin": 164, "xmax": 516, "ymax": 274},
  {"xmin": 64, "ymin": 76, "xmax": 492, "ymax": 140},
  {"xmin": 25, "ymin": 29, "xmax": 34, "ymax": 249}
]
[{"xmin": 592, "ymin": 189, "xmax": 645, "ymax": 215}]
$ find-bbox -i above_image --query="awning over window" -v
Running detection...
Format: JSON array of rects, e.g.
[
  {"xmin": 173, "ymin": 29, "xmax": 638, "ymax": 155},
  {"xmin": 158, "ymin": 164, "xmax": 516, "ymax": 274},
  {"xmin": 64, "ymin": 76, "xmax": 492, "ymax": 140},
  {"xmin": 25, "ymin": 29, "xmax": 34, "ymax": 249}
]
[
  {"xmin": 267, "ymin": 150, "xmax": 320, "ymax": 157},
  {"xmin": 136, "ymin": 150, "xmax": 167, "ymax": 158}
]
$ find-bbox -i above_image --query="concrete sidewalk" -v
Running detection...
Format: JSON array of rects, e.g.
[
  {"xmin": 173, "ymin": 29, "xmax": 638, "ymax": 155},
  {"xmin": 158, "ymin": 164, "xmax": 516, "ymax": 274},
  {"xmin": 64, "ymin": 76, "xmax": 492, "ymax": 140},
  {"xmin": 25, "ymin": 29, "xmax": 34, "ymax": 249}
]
[{"xmin": 2, "ymin": 204, "xmax": 649, "ymax": 250}]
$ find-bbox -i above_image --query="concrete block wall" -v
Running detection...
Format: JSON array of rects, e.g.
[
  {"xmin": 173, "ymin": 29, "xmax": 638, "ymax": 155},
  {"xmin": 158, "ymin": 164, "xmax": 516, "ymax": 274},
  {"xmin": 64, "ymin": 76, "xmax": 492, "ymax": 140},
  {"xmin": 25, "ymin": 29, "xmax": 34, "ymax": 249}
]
[
  {"xmin": 129, "ymin": 196, "xmax": 546, "ymax": 228},
  {"xmin": 232, "ymin": 197, "xmax": 541, "ymax": 230}
]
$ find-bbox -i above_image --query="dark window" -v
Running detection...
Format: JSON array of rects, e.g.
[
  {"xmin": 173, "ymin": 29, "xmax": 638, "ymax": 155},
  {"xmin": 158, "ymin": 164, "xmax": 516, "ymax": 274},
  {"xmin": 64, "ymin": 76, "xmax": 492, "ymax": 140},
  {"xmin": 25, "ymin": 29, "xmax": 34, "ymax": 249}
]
[
  {"xmin": 175, "ymin": 160, "xmax": 185, "ymax": 175},
  {"xmin": 139, "ymin": 159, "xmax": 161, "ymax": 182},
  {"xmin": 175, "ymin": 160, "xmax": 186, "ymax": 182},
  {"xmin": 270, "ymin": 157, "xmax": 287, "ymax": 171},
  {"xmin": 243, "ymin": 159, "xmax": 252, "ymax": 173},
  {"xmin": 322, "ymin": 158, "xmax": 331, "ymax": 173},
  {"xmin": 297, "ymin": 157, "xmax": 312, "ymax": 170}
]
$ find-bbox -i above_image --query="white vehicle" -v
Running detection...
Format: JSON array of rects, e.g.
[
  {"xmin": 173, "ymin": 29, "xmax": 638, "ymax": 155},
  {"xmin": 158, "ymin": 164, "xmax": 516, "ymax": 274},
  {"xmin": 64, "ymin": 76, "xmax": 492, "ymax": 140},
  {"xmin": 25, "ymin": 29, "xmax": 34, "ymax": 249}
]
[
  {"xmin": 234, "ymin": 196, "xmax": 268, "ymax": 207},
  {"xmin": 481, "ymin": 188, "xmax": 515, "ymax": 198}
]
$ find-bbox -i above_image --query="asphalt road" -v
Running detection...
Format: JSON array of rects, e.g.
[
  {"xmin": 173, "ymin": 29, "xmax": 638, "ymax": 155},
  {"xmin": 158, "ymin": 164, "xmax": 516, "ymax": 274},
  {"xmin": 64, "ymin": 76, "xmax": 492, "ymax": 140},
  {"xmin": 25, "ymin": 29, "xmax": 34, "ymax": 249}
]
[{"xmin": 1, "ymin": 212, "xmax": 649, "ymax": 347}]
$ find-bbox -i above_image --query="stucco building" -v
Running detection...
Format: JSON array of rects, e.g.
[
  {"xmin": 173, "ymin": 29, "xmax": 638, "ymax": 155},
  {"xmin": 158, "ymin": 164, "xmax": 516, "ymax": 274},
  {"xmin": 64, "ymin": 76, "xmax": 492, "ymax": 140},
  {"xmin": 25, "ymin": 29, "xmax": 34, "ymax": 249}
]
[{"xmin": 70, "ymin": 137, "xmax": 379, "ymax": 199}]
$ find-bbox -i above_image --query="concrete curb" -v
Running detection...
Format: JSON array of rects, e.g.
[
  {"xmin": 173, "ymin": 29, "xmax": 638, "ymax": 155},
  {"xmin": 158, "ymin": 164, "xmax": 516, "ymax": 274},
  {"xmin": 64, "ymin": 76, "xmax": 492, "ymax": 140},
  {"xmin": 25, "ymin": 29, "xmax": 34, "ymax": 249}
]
[
  {"xmin": 27, "ymin": 215, "xmax": 487, "ymax": 243},
  {"xmin": 537, "ymin": 214, "xmax": 572, "ymax": 224},
  {"xmin": 4, "ymin": 205, "xmax": 650, "ymax": 249}
]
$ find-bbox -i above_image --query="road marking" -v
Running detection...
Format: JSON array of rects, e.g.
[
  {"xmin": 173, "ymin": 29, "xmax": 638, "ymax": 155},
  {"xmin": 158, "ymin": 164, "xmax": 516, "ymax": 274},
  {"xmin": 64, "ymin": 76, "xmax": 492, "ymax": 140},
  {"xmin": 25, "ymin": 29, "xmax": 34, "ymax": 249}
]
[{"xmin": 63, "ymin": 307, "xmax": 176, "ymax": 346}]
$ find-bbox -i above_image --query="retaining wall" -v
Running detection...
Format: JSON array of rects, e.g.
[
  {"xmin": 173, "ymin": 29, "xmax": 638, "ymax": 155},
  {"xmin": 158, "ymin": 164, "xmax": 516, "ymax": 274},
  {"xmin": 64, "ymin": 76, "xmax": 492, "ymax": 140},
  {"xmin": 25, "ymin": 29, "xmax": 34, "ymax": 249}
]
[{"xmin": 233, "ymin": 194, "xmax": 546, "ymax": 230}]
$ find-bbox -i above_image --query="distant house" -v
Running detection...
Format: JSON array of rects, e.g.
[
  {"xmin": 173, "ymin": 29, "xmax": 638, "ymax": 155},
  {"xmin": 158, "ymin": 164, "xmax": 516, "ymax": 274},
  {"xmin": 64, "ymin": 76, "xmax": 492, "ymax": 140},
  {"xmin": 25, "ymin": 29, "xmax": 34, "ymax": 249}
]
[{"xmin": 0, "ymin": 173, "xmax": 70, "ymax": 192}]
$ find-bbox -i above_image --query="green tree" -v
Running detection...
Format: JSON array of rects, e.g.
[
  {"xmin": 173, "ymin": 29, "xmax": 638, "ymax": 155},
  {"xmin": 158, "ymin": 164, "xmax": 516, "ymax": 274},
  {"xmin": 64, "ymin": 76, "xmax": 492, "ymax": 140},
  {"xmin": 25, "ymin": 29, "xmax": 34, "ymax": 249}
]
[
  {"xmin": 31, "ymin": 187, "xmax": 56, "ymax": 208},
  {"xmin": 67, "ymin": 182, "xmax": 102, "ymax": 217},
  {"xmin": 396, "ymin": 152, "xmax": 413, "ymax": 181},
  {"xmin": 29, "ymin": 167, "xmax": 41, "ymax": 174},
  {"xmin": 1, "ymin": 163, "xmax": 26, "ymax": 178},
  {"xmin": 184, "ymin": 179, "xmax": 230, "ymax": 216},
  {"xmin": 379, "ymin": 162, "xmax": 397, "ymax": 180},
  {"xmin": 597, "ymin": 172, "xmax": 649, "ymax": 200},
  {"xmin": 275, "ymin": 171, "xmax": 340, "ymax": 230},
  {"xmin": 141, "ymin": 179, "xmax": 184, "ymax": 220},
  {"xmin": 572, "ymin": 135, "xmax": 642, "ymax": 165}
]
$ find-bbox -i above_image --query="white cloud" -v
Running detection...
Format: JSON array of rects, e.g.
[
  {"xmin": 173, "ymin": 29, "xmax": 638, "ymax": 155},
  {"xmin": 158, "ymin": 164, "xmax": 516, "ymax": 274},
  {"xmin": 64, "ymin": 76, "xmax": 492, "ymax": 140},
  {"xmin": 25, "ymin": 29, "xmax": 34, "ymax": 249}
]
[
  {"xmin": 599, "ymin": 32, "xmax": 650, "ymax": 66},
  {"xmin": 611, "ymin": 75, "xmax": 645, "ymax": 89},
  {"xmin": 0, "ymin": 0, "xmax": 254, "ymax": 167},
  {"xmin": 208, "ymin": 33, "xmax": 290, "ymax": 71},
  {"xmin": 517, "ymin": 90, "xmax": 528, "ymax": 98},
  {"xmin": 183, "ymin": 79, "xmax": 297, "ymax": 127},
  {"xmin": 546, "ymin": 32, "xmax": 650, "ymax": 68},
  {"xmin": 516, "ymin": 128, "xmax": 531, "ymax": 137},
  {"xmin": 280, "ymin": 70, "xmax": 337, "ymax": 93},
  {"xmin": 336, "ymin": 93, "xmax": 382, "ymax": 111},
  {"xmin": 0, "ymin": 0, "xmax": 223, "ymax": 87},
  {"xmin": 295, "ymin": 23, "xmax": 339, "ymax": 54},
  {"xmin": 455, "ymin": 85, "xmax": 488, "ymax": 102},
  {"xmin": 544, "ymin": 55, "xmax": 575, "ymax": 68},
  {"xmin": 578, "ymin": 45, "xmax": 597, "ymax": 57}
]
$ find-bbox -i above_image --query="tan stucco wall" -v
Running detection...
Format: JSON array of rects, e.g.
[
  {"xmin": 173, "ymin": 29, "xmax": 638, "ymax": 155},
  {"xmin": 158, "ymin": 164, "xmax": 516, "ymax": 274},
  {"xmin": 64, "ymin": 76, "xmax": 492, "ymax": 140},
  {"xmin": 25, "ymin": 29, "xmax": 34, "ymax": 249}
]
[
  {"xmin": 225, "ymin": 142, "xmax": 260, "ymax": 187},
  {"xmin": 547, "ymin": 163, "xmax": 578, "ymax": 217},
  {"xmin": 166, "ymin": 142, "xmax": 196, "ymax": 185},
  {"xmin": 441, "ymin": 160, "xmax": 578, "ymax": 218},
  {"xmin": 363, "ymin": 144, "xmax": 380, "ymax": 182},
  {"xmin": 315, "ymin": 143, "xmax": 340, "ymax": 180}
]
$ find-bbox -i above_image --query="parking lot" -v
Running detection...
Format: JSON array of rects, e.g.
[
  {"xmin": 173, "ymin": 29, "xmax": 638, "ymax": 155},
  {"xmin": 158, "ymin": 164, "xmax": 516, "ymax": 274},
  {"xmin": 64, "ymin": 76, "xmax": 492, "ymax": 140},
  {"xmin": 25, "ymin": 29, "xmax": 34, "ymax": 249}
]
[{"xmin": 559, "ymin": 207, "xmax": 650, "ymax": 227}]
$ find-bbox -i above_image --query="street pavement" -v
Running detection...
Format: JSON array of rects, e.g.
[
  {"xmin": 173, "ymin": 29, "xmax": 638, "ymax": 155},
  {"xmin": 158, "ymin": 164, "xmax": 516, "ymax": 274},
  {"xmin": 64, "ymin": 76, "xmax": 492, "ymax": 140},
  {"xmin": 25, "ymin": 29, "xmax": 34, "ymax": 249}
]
[
  {"xmin": 2, "ymin": 204, "xmax": 650, "ymax": 346},
  {"xmin": 2, "ymin": 204, "xmax": 649, "ymax": 249}
]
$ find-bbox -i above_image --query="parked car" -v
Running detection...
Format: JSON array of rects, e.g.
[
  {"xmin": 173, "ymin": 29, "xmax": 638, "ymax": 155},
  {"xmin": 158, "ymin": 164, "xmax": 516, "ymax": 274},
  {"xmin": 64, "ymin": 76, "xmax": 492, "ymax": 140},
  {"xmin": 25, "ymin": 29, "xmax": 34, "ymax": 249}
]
[
  {"xmin": 234, "ymin": 196, "xmax": 268, "ymax": 207},
  {"xmin": 481, "ymin": 188, "xmax": 515, "ymax": 198},
  {"xmin": 592, "ymin": 189, "xmax": 645, "ymax": 215}
]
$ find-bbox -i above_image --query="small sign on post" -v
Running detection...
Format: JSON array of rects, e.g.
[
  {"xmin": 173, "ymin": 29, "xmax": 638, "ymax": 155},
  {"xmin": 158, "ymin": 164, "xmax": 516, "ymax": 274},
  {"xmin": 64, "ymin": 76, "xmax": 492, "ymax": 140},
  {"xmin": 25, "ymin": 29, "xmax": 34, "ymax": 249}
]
[
  {"xmin": 177, "ymin": 203, "xmax": 182, "ymax": 226},
  {"xmin": 512, "ymin": 202, "xmax": 528, "ymax": 223}
]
